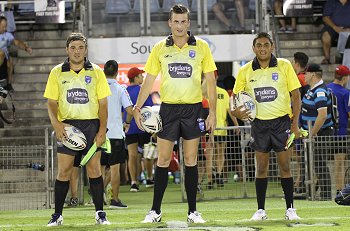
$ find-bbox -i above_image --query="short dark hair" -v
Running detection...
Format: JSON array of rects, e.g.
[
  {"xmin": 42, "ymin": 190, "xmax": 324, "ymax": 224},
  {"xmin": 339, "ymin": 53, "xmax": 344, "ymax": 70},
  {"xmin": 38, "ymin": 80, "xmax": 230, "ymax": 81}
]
[
  {"xmin": 104, "ymin": 60, "xmax": 118, "ymax": 77},
  {"xmin": 294, "ymin": 52, "xmax": 309, "ymax": 68},
  {"xmin": 66, "ymin": 32, "xmax": 87, "ymax": 48},
  {"xmin": 253, "ymin": 32, "xmax": 273, "ymax": 46},
  {"xmin": 0, "ymin": 16, "xmax": 7, "ymax": 23},
  {"xmin": 169, "ymin": 4, "xmax": 190, "ymax": 20}
]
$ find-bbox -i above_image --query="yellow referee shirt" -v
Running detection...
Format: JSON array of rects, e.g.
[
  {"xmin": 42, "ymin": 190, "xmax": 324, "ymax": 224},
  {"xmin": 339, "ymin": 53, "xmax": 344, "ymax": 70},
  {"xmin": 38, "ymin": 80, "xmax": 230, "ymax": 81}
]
[
  {"xmin": 144, "ymin": 32, "xmax": 217, "ymax": 104},
  {"xmin": 214, "ymin": 86, "xmax": 229, "ymax": 136},
  {"xmin": 44, "ymin": 59, "xmax": 111, "ymax": 121},
  {"xmin": 233, "ymin": 56, "xmax": 300, "ymax": 120}
]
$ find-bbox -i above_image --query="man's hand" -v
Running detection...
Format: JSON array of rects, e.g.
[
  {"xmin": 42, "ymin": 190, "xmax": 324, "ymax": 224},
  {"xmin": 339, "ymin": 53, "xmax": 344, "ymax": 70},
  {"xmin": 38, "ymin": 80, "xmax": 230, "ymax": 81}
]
[
  {"xmin": 231, "ymin": 106, "xmax": 251, "ymax": 121},
  {"xmin": 291, "ymin": 123, "xmax": 300, "ymax": 139},
  {"xmin": 53, "ymin": 122, "xmax": 68, "ymax": 142},
  {"xmin": 95, "ymin": 130, "xmax": 106, "ymax": 147},
  {"xmin": 132, "ymin": 106, "xmax": 144, "ymax": 131},
  {"xmin": 123, "ymin": 123, "xmax": 130, "ymax": 133},
  {"xmin": 205, "ymin": 111, "xmax": 216, "ymax": 133}
]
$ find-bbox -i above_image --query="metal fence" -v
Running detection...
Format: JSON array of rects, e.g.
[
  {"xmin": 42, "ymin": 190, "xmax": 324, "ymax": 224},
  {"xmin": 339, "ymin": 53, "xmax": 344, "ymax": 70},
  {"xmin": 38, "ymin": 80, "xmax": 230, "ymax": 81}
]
[
  {"xmin": 0, "ymin": 129, "xmax": 50, "ymax": 211},
  {"xmin": 179, "ymin": 126, "xmax": 350, "ymax": 202}
]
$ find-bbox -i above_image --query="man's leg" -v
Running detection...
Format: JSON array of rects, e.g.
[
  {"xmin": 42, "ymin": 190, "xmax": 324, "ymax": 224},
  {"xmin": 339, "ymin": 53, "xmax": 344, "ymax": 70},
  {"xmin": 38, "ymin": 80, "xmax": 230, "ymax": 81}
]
[
  {"xmin": 335, "ymin": 153, "xmax": 346, "ymax": 193},
  {"xmin": 150, "ymin": 137, "xmax": 174, "ymax": 214},
  {"xmin": 183, "ymin": 138, "xmax": 200, "ymax": 214},
  {"xmin": 277, "ymin": 149, "xmax": 294, "ymax": 209},
  {"xmin": 55, "ymin": 154, "xmax": 75, "ymax": 215},
  {"xmin": 255, "ymin": 151, "xmax": 269, "ymax": 210},
  {"xmin": 215, "ymin": 141, "xmax": 226, "ymax": 186},
  {"xmin": 321, "ymin": 31, "xmax": 332, "ymax": 62},
  {"xmin": 86, "ymin": 151, "xmax": 104, "ymax": 212},
  {"xmin": 127, "ymin": 142, "xmax": 139, "ymax": 191},
  {"xmin": 110, "ymin": 163, "xmax": 121, "ymax": 200}
]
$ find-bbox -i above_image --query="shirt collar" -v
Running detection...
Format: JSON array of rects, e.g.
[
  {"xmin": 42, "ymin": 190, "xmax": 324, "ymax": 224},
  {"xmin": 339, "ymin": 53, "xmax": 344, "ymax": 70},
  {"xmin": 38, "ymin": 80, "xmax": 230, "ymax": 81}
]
[
  {"xmin": 252, "ymin": 54, "xmax": 278, "ymax": 71},
  {"xmin": 165, "ymin": 31, "xmax": 196, "ymax": 47},
  {"xmin": 62, "ymin": 58, "xmax": 93, "ymax": 72},
  {"xmin": 310, "ymin": 79, "xmax": 324, "ymax": 90}
]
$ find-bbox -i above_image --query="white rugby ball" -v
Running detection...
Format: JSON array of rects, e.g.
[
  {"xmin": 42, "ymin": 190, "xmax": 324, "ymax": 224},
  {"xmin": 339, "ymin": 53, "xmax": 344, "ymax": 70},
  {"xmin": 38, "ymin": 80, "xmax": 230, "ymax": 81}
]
[
  {"xmin": 234, "ymin": 91, "xmax": 256, "ymax": 121},
  {"xmin": 62, "ymin": 126, "xmax": 87, "ymax": 151},
  {"xmin": 140, "ymin": 106, "xmax": 162, "ymax": 133}
]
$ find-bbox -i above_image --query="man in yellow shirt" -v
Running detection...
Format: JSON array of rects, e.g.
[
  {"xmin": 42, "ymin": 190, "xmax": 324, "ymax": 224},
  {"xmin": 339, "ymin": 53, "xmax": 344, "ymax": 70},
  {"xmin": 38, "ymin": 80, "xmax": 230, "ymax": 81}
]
[
  {"xmin": 44, "ymin": 33, "xmax": 111, "ymax": 226},
  {"xmin": 232, "ymin": 32, "xmax": 301, "ymax": 221},
  {"xmin": 133, "ymin": 4, "xmax": 217, "ymax": 223}
]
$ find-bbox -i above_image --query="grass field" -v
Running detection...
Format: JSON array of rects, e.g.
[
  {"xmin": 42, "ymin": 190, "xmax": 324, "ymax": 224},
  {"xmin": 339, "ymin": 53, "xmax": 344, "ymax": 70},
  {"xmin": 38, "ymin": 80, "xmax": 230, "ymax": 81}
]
[{"xmin": 0, "ymin": 183, "xmax": 349, "ymax": 231}]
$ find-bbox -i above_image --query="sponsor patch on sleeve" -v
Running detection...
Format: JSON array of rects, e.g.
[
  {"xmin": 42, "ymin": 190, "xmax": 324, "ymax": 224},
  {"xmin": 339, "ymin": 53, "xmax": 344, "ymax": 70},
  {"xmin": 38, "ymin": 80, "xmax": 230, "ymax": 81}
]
[{"xmin": 316, "ymin": 91, "xmax": 326, "ymax": 98}]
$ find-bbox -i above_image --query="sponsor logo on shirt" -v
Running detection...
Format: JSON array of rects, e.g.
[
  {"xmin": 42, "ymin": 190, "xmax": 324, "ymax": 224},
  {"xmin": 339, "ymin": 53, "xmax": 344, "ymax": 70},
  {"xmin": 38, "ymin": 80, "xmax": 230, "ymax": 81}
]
[
  {"xmin": 254, "ymin": 87, "xmax": 278, "ymax": 102},
  {"xmin": 67, "ymin": 88, "xmax": 89, "ymax": 104},
  {"xmin": 168, "ymin": 63, "xmax": 192, "ymax": 78}
]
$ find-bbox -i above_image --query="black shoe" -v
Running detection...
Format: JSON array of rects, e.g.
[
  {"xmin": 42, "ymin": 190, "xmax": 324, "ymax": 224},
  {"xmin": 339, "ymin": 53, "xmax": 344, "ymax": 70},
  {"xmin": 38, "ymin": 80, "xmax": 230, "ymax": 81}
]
[
  {"xmin": 130, "ymin": 183, "xmax": 139, "ymax": 192},
  {"xmin": 67, "ymin": 197, "xmax": 78, "ymax": 206},
  {"xmin": 216, "ymin": 178, "xmax": 224, "ymax": 188},
  {"xmin": 109, "ymin": 199, "xmax": 128, "ymax": 208},
  {"xmin": 146, "ymin": 179, "xmax": 154, "ymax": 188}
]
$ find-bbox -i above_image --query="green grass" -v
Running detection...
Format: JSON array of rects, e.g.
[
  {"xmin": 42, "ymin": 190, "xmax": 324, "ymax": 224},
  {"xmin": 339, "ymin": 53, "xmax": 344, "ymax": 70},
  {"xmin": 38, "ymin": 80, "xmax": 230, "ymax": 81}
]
[{"xmin": 0, "ymin": 183, "xmax": 350, "ymax": 231}]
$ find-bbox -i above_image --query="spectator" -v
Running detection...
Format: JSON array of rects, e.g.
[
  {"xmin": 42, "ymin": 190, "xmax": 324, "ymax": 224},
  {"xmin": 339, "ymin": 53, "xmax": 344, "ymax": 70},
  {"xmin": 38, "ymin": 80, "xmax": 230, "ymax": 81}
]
[
  {"xmin": 291, "ymin": 51, "xmax": 309, "ymax": 195},
  {"xmin": 274, "ymin": 0, "xmax": 296, "ymax": 33},
  {"xmin": 125, "ymin": 67, "xmax": 154, "ymax": 192},
  {"xmin": 232, "ymin": 32, "xmax": 301, "ymax": 220},
  {"xmin": 301, "ymin": 63, "xmax": 333, "ymax": 200},
  {"xmin": 326, "ymin": 65, "xmax": 350, "ymax": 195},
  {"xmin": 320, "ymin": 0, "xmax": 350, "ymax": 64},
  {"xmin": 212, "ymin": 0, "xmax": 246, "ymax": 33},
  {"xmin": 0, "ymin": 16, "xmax": 32, "ymax": 91},
  {"xmin": 101, "ymin": 59, "xmax": 133, "ymax": 208}
]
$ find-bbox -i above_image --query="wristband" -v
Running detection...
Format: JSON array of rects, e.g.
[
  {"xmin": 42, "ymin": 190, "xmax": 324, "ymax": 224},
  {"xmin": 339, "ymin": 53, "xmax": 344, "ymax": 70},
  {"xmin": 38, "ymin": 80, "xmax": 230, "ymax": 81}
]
[
  {"xmin": 133, "ymin": 105, "xmax": 141, "ymax": 112},
  {"xmin": 125, "ymin": 121, "xmax": 130, "ymax": 125}
]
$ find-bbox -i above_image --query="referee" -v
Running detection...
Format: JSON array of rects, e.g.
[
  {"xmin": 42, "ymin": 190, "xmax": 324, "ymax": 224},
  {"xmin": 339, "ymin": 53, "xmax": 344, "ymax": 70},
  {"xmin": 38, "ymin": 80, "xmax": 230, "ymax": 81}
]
[
  {"xmin": 232, "ymin": 32, "xmax": 301, "ymax": 221},
  {"xmin": 133, "ymin": 4, "xmax": 217, "ymax": 223},
  {"xmin": 44, "ymin": 33, "xmax": 111, "ymax": 226}
]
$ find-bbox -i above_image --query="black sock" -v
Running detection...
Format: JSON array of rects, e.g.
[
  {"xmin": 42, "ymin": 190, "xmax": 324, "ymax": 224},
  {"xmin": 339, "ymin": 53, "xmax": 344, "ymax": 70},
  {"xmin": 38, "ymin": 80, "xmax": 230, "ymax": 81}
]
[
  {"xmin": 185, "ymin": 165, "xmax": 198, "ymax": 214},
  {"xmin": 255, "ymin": 178, "xmax": 268, "ymax": 210},
  {"xmin": 89, "ymin": 176, "xmax": 104, "ymax": 211},
  {"xmin": 151, "ymin": 166, "xmax": 168, "ymax": 214},
  {"xmin": 281, "ymin": 177, "xmax": 294, "ymax": 209},
  {"xmin": 54, "ymin": 179, "xmax": 69, "ymax": 215}
]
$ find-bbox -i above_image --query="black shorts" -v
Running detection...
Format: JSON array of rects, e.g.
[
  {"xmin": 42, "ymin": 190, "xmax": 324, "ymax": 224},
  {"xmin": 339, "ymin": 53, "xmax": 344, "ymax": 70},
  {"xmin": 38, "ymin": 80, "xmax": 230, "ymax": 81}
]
[
  {"xmin": 0, "ymin": 58, "xmax": 8, "ymax": 81},
  {"xmin": 100, "ymin": 139, "xmax": 127, "ymax": 166},
  {"xmin": 320, "ymin": 25, "xmax": 339, "ymax": 46},
  {"xmin": 125, "ymin": 133, "xmax": 151, "ymax": 146},
  {"xmin": 57, "ymin": 119, "xmax": 100, "ymax": 158},
  {"xmin": 157, "ymin": 102, "xmax": 204, "ymax": 141},
  {"xmin": 73, "ymin": 154, "xmax": 82, "ymax": 167},
  {"xmin": 250, "ymin": 115, "xmax": 291, "ymax": 153}
]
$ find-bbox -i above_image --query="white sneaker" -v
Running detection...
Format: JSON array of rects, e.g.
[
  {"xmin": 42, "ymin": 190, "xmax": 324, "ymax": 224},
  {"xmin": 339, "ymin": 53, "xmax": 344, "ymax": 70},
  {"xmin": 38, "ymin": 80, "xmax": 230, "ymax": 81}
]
[
  {"xmin": 250, "ymin": 209, "xmax": 267, "ymax": 220},
  {"xmin": 187, "ymin": 211, "xmax": 206, "ymax": 223},
  {"xmin": 95, "ymin": 210, "xmax": 111, "ymax": 225},
  {"xmin": 285, "ymin": 208, "xmax": 300, "ymax": 220},
  {"xmin": 47, "ymin": 213, "xmax": 63, "ymax": 226},
  {"xmin": 142, "ymin": 210, "xmax": 162, "ymax": 223}
]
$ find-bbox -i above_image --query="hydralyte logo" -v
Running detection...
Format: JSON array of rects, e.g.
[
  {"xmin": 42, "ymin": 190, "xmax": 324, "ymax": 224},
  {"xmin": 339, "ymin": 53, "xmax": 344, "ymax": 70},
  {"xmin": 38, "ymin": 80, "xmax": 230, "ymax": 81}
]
[
  {"xmin": 254, "ymin": 87, "xmax": 278, "ymax": 103},
  {"xmin": 67, "ymin": 88, "xmax": 89, "ymax": 104},
  {"xmin": 168, "ymin": 63, "xmax": 192, "ymax": 78}
]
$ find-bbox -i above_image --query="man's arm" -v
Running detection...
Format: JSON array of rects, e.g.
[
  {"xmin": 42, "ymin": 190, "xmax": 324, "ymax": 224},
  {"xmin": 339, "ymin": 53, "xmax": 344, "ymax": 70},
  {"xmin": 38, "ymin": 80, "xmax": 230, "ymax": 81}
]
[
  {"xmin": 312, "ymin": 107, "xmax": 327, "ymax": 136},
  {"xmin": 290, "ymin": 89, "xmax": 301, "ymax": 138},
  {"xmin": 47, "ymin": 99, "xmax": 65, "ymax": 141},
  {"xmin": 13, "ymin": 39, "xmax": 32, "ymax": 54},
  {"xmin": 96, "ymin": 97, "xmax": 108, "ymax": 147},
  {"xmin": 204, "ymin": 71, "xmax": 216, "ymax": 133},
  {"xmin": 133, "ymin": 73, "xmax": 157, "ymax": 130}
]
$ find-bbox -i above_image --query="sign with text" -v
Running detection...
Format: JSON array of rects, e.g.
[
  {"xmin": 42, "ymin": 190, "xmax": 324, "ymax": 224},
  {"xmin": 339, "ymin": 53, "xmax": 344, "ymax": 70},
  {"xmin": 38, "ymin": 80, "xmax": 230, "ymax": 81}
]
[
  {"xmin": 283, "ymin": 0, "xmax": 313, "ymax": 17},
  {"xmin": 35, "ymin": 0, "xmax": 65, "ymax": 23},
  {"xmin": 88, "ymin": 34, "xmax": 256, "ymax": 64}
]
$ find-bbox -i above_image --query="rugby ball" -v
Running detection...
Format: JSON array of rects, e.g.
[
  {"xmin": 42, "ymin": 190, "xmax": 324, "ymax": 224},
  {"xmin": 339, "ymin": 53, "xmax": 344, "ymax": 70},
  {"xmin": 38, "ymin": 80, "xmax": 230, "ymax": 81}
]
[
  {"xmin": 62, "ymin": 126, "xmax": 87, "ymax": 151},
  {"xmin": 140, "ymin": 106, "xmax": 162, "ymax": 133},
  {"xmin": 234, "ymin": 91, "xmax": 256, "ymax": 121}
]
